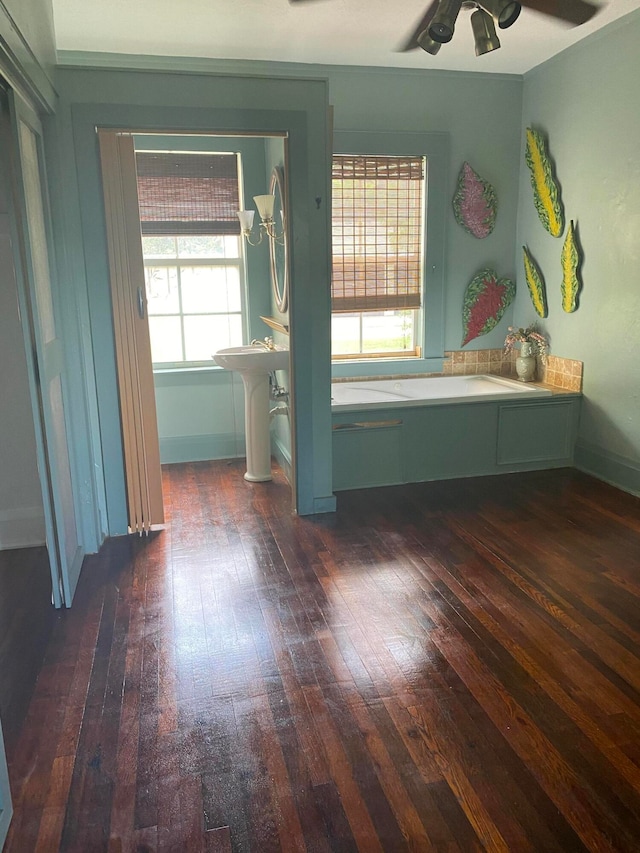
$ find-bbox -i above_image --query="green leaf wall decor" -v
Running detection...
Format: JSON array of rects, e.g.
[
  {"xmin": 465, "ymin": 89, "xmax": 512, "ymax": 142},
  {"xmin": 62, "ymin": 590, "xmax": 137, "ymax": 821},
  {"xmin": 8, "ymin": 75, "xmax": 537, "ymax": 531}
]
[
  {"xmin": 525, "ymin": 128, "xmax": 564, "ymax": 238},
  {"xmin": 461, "ymin": 269, "xmax": 516, "ymax": 347},
  {"xmin": 452, "ymin": 162, "xmax": 497, "ymax": 239},
  {"xmin": 522, "ymin": 246, "xmax": 547, "ymax": 318},
  {"xmin": 561, "ymin": 220, "xmax": 581, "ymax": 312}
]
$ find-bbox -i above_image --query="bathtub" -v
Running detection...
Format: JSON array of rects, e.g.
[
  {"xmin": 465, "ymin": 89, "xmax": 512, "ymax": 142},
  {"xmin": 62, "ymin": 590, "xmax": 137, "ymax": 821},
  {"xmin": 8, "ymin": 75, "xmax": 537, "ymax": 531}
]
[{"xmin": 331, "ymin": 374, "xmax": 552, "ymax": 413}]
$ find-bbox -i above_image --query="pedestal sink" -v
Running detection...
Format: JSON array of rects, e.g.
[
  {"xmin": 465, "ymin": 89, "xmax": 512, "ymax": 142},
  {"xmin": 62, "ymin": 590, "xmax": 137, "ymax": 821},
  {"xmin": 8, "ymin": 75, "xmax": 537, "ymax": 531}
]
[{"xmin": 213, "ymin": 344, "xmax": 289, "ymax": 482}]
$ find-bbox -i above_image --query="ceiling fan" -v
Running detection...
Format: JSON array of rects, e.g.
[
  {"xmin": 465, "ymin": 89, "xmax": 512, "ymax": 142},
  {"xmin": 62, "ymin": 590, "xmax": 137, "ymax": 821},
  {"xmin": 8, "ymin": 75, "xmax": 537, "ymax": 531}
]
[{"xmin": 289, "ymin": 0, "xmax": 601, "ymax": 58}]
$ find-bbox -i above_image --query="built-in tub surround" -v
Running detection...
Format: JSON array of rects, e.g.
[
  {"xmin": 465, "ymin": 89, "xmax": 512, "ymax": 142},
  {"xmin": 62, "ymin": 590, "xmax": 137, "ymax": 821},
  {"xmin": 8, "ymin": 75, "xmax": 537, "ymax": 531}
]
[
  {"xmin": 331, "ymin": 370, "xmax": 581, "ymax": 492},
  {"xmin": 331, "ymin": 349, "xmax": 583, "ymax": 393},
  {"xmin": 332, "ymin": 374, "xmax": 552, "ymax": 412}
]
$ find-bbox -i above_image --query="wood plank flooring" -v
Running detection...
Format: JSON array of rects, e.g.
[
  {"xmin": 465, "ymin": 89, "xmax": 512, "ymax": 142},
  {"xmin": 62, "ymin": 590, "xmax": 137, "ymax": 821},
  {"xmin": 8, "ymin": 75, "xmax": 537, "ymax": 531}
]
[
  {"xmin": 4, "ymin": 461, "xmax": 640, "ymax": 851},
  {"xmin": 0, "ymin": 545, "xmax": 54, "ymax": 760}
]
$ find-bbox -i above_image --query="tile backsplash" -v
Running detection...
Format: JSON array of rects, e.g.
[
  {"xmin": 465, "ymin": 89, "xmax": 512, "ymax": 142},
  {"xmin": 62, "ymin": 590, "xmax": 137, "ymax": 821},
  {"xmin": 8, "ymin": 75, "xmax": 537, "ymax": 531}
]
[
  {"xmin": 443, "ymin": 349, "xmax": 582, "ymax": 391},
  {"xmin": 537, "ymin": 354, "xmax": 583, "ymax": 392},
  {"xmin": 442, "ymin": 348, "xmax": 513, "ymax": 378},
  {"xmin": 333, "ymin": 349, "xmax": 583, "ymax": 392}
]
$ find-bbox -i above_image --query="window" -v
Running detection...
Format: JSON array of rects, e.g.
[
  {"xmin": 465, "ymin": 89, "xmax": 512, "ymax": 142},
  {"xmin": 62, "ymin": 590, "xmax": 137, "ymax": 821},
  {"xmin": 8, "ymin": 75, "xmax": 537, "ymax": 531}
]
[
  {"xmin": 136, "ymin": 151, "xmax": 245, "ymax": 366},
  {"xmin": 142, "ymin": 235, "xmax": 242, "ymax": 364},
  {"xmin": 331, "ymin": 154, "xmax": 425, "ymax": 359}
]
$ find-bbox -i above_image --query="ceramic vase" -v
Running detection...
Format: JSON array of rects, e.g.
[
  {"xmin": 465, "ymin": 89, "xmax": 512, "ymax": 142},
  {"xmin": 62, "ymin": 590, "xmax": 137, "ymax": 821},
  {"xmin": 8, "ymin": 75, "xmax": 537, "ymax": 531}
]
[{"xmin": 516, "ymin": 341, "xmax": 537, "ymax": 382}]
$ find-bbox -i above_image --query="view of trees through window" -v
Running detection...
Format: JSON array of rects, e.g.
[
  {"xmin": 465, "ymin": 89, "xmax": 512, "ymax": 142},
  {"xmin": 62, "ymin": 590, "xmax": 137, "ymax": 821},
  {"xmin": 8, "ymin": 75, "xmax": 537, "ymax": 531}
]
[
  {"xmin": 142, "ymin": 234, "xmax": 244, "ymax": 365},
  {"xmin": 331, "ymin": 309, "xmax": 417, "ymax": 356}
]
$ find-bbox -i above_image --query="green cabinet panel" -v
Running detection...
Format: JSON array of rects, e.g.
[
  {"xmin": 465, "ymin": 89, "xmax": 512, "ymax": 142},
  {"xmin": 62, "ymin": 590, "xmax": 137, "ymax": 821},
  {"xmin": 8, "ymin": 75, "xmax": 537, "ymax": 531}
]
[
  {"xmin": 332, "ymin": 395, "xmax": 581, "ymax": 492},
  {"xmin": 404, "ymin": 403, "xmax": 498, "ymax": 482},
  {"xmin": 332, "ymin": 421, "xmax": 404, "ymax": 490},
  {"xmin": 497, "ymin": 401, "xmax": 577, "ymax": 465}
]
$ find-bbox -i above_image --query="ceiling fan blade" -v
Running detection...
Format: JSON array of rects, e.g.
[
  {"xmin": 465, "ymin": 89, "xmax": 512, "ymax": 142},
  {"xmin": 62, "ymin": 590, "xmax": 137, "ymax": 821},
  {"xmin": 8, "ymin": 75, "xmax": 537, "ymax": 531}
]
[
  {"xmin": 520, "ymin": 0, "xmax": 600, "ymax": 26},
  {"xmin": 398, "ymin": 0, "xmax": 441, "ymax": 51}
]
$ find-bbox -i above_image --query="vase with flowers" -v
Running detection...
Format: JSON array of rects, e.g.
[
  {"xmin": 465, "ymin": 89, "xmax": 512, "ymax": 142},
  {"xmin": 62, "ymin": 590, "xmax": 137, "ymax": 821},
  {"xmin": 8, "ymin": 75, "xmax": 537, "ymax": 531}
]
[{"xmin": 504, "ymin": 325, "xmax": 548, "ymax": 382}]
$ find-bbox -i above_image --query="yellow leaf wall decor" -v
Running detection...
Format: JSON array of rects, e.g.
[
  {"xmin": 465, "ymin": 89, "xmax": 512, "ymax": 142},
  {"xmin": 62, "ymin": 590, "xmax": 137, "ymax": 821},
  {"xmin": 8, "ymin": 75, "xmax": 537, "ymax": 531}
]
[
  {"xmin": 561, "ymin": 220, "xmax": 581, "ymax": 312},
  {"xmin": 525, "ymin": 128, "xmax": 564, "ymax": 238},
  {"xmin": 522, "ymin": 246, "xmax": 547, "ymax": 318}
]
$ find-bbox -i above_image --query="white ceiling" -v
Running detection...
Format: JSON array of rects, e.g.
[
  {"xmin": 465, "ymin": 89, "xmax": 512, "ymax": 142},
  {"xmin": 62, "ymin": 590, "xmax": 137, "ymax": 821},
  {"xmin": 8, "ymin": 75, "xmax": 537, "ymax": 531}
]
[{"xmin": 51, "ymin": 0, "xmax": 640, "ymax": 75}]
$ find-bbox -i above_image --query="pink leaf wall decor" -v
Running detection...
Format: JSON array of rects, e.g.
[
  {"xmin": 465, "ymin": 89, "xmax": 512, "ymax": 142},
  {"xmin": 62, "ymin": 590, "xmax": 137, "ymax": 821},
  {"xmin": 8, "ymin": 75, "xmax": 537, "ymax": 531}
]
[{"xmin": 453, "ymin": 162, "xmax": 497, "ymax": 239}]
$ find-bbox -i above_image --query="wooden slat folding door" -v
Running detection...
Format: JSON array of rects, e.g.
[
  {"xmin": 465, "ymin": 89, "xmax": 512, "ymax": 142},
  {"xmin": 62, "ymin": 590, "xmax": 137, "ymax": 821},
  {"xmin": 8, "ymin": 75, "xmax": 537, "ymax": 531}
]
[{"xmin": 98, "ymin": 130, "xmax": 164, "ymax": 533}]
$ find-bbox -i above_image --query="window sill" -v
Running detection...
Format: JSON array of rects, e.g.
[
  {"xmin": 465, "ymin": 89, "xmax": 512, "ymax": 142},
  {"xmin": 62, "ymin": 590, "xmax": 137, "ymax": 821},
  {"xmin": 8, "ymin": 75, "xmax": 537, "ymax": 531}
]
[{"xmin": 332, "ymin": 349, "xmax": 421, "ymax": 361}]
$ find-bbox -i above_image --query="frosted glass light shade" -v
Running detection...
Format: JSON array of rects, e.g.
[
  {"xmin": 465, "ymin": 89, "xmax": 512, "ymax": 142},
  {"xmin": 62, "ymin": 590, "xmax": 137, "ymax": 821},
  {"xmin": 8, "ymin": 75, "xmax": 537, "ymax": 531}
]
[
  {"xmin": 254, "ymin": 194, "xmax": 275, "ymax": 221},
  {"xmin": 237, "ymin": 209, "xmax": 255, "ymax": 231}
]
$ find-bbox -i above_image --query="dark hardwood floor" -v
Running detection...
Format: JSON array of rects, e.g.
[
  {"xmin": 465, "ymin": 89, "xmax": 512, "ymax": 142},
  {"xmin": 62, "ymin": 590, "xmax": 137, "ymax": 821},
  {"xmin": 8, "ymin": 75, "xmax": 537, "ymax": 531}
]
[
  {"xmin": 4, "ymin": 461, "xmax": 640, "ymax": 852},
  {"xmin": 0, "ymin": 545, "xmax": 55, "ymax": 760}
]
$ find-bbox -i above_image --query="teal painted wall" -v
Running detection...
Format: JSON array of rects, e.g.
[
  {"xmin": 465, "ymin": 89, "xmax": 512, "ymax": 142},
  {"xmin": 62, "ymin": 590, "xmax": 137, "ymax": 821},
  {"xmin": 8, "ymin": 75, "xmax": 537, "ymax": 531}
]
[
  {"xmin": 517, "ymin": 12, "xmax": 640, "ymax": 493},
  {"xmin": 324, "ymin": 65, "xmax": 523, "ymax": 354},
  {"xmin": 0, "ymin": 176, "xmax": 45, "ymax": 548},
  {"xmin": 3, "ymin": 0, "xmax": 56, "ymax": 75},
  {"xmin": 50, "ymin": 65, "xmax": 333, "ymax": 528},
  {"xmin": 153, "ymin": 368, "xmax": 246, "ymax": 464},
  {"xmin": 0, "ymin": 0, "xmax": 56, "ymax": 109}
]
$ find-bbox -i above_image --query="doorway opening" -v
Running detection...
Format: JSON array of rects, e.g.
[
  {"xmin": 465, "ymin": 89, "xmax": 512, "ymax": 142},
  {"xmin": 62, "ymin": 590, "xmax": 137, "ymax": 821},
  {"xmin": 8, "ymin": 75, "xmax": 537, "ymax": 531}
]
[{"xmin": 98, "ymin": 130, "xmax": 292, "ymax": 533}]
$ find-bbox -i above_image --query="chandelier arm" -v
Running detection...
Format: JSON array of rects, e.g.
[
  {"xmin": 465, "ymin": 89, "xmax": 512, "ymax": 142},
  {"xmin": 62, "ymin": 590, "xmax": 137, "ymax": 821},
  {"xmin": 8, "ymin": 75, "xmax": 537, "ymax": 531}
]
[
  {"xmin": 263, "ymin": 221, "xmax": 286, "ymax": 243},
  {"xmin": 244, "ymin": 230, "xmax": 265, "ymax": 247}
]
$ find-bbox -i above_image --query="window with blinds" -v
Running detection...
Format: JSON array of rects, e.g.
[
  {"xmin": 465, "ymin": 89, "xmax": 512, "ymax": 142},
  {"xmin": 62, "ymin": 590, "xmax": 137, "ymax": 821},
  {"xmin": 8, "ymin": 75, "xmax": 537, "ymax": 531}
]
[
  {"xmin": 331, "ymin": 154, "xmax": 425, "ymax": 314},
  {"xmin": 135, "ymin": 151, "xmax": 246, "ymax": 365},
  {"xmin": 136, "ymin": 152, "xmax": 241, "ymax": 236}
]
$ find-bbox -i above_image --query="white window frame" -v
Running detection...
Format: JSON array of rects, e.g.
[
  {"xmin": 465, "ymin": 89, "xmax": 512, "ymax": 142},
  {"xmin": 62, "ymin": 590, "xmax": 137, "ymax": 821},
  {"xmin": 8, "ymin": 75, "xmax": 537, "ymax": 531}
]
[{"xmin": 143, "ymin": 234, "xmax": 248, "ymax": 369}]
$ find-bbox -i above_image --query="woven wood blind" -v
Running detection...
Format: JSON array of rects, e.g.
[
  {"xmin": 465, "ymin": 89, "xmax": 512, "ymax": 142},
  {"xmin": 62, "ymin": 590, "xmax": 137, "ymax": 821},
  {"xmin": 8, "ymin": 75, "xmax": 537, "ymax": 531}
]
[
  {"xmin": 331, "ymin": 154, "xmax": 425, "ymax": 313},
  {"xmin": 135, "ymin": 152, "xmax": 241, "ymax": 236}
]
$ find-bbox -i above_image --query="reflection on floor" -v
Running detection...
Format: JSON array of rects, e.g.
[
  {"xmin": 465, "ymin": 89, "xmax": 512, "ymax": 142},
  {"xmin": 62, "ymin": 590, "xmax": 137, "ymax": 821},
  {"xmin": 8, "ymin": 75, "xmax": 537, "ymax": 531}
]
[{"xmin": 5, "ymin": 460, "xmax": 640, "ymax": 851}]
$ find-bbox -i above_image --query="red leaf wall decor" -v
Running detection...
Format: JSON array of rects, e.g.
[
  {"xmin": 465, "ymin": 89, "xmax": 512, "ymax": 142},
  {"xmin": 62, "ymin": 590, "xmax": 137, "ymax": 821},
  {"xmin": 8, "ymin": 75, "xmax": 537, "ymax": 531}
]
[{"xmin": 461, "ymin": 268, "xmax": 515, "ymax": 347}]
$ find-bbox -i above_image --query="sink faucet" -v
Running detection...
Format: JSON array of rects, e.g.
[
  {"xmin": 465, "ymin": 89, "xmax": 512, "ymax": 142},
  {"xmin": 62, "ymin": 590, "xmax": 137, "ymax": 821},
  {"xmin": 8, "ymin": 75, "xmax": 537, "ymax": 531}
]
[{"xmin": 250, "ymin": 336, "xmax": 276, "ymax": 351}]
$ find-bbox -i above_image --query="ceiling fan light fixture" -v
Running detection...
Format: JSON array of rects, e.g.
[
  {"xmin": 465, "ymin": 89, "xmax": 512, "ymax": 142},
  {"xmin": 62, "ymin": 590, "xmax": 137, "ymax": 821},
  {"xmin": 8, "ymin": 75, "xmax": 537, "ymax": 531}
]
[
  {"xmin": 471, "ymin": 7, "xmax": 501, "ymax": 55},
  {"xmin": 417, "ymin": 28, "xmax": 442, "ymax": 54},
  {"xmin": 478, "ymin": 0, "xmax": 521, "ymax": 29},
  {"xmin": 428, "ymin": 0, "xmax": 463, "ymax": 44}
]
